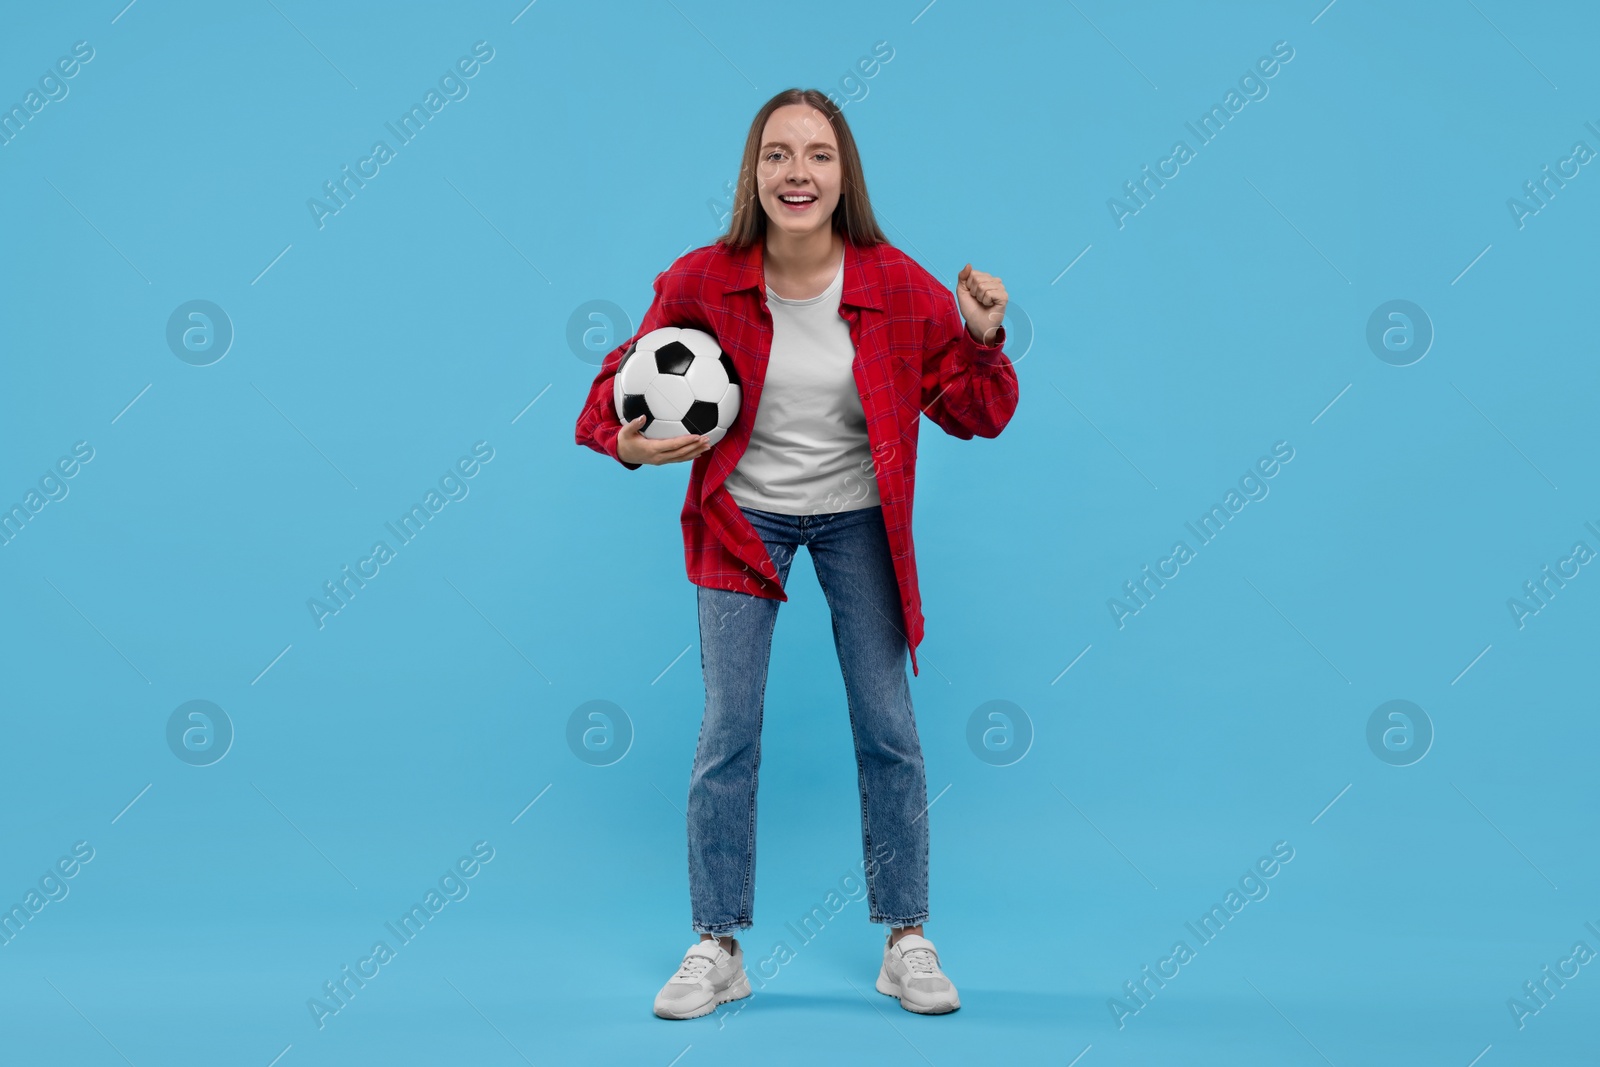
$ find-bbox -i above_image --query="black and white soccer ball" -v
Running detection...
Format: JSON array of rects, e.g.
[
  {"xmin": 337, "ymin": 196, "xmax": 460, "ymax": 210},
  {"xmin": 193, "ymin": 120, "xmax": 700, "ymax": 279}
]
[{"xmin": 612, "ymin": 326, "xmax": 741, "ymax": 446}]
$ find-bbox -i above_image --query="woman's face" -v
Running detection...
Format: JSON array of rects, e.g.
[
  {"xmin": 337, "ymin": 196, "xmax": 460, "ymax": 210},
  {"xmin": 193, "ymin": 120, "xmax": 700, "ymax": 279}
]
[{"xmin": 755, "ymin": 104, "xmax": 842, "ymax": 239}]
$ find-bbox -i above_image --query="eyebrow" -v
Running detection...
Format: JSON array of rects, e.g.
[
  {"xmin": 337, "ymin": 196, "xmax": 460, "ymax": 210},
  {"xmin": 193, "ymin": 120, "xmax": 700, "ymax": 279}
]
[{"xmin": 761, "ymin": 140, "xmax": 837, "ymax": 151}]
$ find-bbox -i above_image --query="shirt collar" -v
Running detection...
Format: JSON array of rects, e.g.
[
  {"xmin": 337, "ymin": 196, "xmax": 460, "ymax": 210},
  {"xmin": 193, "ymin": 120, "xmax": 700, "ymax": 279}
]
[{"xmin": 720, "ymin": 234, "xmax": 884, "ymax": 311}]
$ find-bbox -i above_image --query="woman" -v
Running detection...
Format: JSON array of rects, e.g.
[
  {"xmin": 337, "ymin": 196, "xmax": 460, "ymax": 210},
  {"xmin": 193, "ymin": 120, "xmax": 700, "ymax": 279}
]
[{"xmin": 573, "ymin": 88, "xmax": 1019, "ymax": 1019}]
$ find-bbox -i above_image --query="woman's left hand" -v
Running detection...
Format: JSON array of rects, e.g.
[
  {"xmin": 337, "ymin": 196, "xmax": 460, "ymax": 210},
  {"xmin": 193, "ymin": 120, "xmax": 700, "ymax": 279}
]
[{"xmin": 956, "ymin": 263, "xmax": 1007, "ymax": 345}]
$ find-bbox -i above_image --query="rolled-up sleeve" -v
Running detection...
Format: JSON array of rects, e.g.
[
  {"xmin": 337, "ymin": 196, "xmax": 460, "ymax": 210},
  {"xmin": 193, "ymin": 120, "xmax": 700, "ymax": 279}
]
[{"xmin": 919, "ymin": 287, "xmax": 1019, "ymax": 440}]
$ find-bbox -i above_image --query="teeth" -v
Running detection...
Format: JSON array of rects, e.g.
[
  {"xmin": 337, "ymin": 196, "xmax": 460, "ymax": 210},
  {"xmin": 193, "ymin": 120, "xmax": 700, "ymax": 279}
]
[{"xmin": 780, "ymin": 195, "xmax": 814, "ymax": 203}]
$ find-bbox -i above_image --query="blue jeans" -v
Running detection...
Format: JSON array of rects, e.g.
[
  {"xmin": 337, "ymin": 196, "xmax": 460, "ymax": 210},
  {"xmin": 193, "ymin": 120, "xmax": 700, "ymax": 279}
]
[{"xmin": 688, "ymin": 504, "xmax": 930, "ymax": 935}]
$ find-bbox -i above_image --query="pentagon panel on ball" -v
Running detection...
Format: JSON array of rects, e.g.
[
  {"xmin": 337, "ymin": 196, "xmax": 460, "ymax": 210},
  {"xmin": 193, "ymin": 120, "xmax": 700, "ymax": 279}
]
[{"xmin": 613, "ymin": 326, "xmax": 742, "ymax": 446}]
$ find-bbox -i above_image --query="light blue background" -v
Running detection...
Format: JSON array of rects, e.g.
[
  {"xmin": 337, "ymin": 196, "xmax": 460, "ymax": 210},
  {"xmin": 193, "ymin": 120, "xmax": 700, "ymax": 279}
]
[{"xmin": 2, "ymin": 1, "xmax": 1596, "ymax": 1064}]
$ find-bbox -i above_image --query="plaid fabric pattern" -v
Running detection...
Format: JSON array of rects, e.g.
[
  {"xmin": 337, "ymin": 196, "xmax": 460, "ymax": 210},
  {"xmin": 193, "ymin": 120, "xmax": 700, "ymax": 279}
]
[{"xmin": 574, "ymin": 237, "xmax": 1019, "ymax": 677}]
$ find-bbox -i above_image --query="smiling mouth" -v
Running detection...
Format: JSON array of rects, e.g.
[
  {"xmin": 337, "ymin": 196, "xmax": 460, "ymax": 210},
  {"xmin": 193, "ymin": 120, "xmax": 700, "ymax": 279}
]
[{"xmin": 778, "ymin": 194, "xmax": 817, "ymax": 209}]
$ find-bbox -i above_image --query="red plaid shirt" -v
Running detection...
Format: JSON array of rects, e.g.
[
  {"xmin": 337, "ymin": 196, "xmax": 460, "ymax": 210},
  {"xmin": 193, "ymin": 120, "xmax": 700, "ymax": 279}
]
[{"xmin": 574, "ymin": 237, "xmax": 1019, "ymax": 677}]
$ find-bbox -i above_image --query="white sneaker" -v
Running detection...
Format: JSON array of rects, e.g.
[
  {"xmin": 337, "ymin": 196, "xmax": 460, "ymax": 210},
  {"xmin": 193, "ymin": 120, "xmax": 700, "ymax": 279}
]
[
  {"xmin": 876, "ymin": 933, "xmax": 960, "ymax": 1014},
  {"xmin": 654, "ymin": 938, "xmax": 752, "ymax": 1020}
]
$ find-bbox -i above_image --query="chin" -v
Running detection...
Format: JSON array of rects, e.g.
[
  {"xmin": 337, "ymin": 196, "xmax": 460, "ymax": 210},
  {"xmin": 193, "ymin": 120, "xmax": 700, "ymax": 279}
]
[
  {"xmin": 771, "ymin": 215, "xmax": 828, "ymax": 234},
  {"xmin": 765, "ymin": 201, "xmax": 837, "ymax": 231}
]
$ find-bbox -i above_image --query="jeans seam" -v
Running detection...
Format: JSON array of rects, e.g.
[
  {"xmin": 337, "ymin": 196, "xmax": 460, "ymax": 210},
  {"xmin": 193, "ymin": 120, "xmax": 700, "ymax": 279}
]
[
  {"xmin": 741, "ymin": 664, "xmax": 766, "ymax": 928},
  {"xmin": 905, "ymin": 672, "xmax": 930, "ymax": 916},
  {"xmin": 738, "ymin": 537, "xmax": 784, "ymax": 929},
  {"xmin": 691, "ymin": 592, "xmax": 711, "ymax": 931},
  {"xmin": 875, "ymin": 911, "xmax": 929, "ymax": 926}
]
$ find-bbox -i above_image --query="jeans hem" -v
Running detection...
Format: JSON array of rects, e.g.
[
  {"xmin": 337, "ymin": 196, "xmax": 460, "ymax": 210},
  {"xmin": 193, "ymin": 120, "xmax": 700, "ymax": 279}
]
[
  {"xmin": 693, "ymin": 919, "xmax": 753, "ymax": 935},
  {"xmin": 871, "ymin": 913, "xmax": 929, "ymax": 927}
]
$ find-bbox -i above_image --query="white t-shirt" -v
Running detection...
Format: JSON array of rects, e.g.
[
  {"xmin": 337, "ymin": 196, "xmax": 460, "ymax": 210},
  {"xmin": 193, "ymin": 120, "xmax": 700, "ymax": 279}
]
[{"xmin": 723, "ymin": 252, "xmax": 881, "ymax": 515}]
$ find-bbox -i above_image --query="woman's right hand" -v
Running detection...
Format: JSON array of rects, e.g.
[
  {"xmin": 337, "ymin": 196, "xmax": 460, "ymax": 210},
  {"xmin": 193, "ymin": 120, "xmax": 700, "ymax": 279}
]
[{"xmin": 616, "ymin": 415, "xmax": 712, "ymax": 465}]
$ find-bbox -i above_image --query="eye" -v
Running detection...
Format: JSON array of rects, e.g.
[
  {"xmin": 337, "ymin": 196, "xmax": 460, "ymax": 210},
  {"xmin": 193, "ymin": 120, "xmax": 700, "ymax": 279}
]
[
  {"xmin": 764, "ymin": 151, "xmax": 785, "ymax": 162},
  {"xmin": 813, "ymin": 153, "xmax": 832, "ymax": 162}
]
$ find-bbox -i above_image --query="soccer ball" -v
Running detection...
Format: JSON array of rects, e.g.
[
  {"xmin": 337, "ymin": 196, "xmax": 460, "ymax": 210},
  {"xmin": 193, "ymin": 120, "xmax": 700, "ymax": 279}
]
[{"xmin": 612, "ymin": 326, "xmax": 742, "ymax": 446}]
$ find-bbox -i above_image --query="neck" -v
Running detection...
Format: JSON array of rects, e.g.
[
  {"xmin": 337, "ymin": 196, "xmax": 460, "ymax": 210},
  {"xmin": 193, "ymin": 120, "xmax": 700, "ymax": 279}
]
[{"xmin": 763, "ymin": 225, "xmax": 842, "ymax": 277}]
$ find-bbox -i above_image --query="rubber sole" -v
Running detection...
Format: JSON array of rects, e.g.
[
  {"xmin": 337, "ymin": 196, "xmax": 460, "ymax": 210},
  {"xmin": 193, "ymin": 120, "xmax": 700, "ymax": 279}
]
[{"xmin": 654, "ymin": 970, "xmax": 752, "ymax": 1020}]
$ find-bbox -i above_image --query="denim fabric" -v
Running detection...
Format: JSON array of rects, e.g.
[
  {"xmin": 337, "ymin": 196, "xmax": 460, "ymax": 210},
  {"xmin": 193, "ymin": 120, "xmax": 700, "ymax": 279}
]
[{"xmin": 688, "ymin": 503, "xmax": 930, "ymax": 935}]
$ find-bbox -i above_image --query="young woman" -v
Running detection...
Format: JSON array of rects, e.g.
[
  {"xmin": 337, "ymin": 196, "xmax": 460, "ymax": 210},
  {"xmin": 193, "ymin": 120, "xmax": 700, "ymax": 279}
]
[{"xmin": 574, "ymin": 88, "xmax": 1019, "ymax": 1019}]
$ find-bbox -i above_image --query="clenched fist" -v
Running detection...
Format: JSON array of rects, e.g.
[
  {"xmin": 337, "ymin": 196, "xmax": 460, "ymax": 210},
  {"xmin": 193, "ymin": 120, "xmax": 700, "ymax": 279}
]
[{"xmin": 956, "ymin": 263, "xmax": 1007, "ymax": 346}]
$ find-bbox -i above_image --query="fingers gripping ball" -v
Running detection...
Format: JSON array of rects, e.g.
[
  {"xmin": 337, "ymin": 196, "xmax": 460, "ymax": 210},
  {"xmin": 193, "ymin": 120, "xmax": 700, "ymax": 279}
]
[{"xmin": 612, "ymin": 327, "xmax": 742, "ymax": 446}]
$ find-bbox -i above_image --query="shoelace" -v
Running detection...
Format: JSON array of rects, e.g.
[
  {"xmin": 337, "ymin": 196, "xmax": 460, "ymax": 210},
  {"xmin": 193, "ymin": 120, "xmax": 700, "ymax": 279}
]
[
  {"xmin": 901, "ymin": 947, "xmax": 939, "ymax": 976},
  {"xmin": 675, "ymin": 954, "xmax": 715, "ymax": 981}
]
